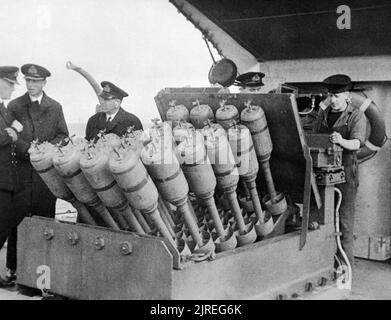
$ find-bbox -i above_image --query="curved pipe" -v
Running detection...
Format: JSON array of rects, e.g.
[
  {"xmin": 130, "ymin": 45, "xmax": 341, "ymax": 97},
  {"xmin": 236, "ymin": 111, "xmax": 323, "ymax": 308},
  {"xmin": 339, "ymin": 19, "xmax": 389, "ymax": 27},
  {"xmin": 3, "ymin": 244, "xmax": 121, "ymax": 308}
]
[
  {"xmin": 66, "ymin": 61, "xmax": 101, "ymax": 96},
  {"xmin": 66, "ymin": 61, "xmax": 104, "ymax": 113},
  {"xmin": 334, "ymin": 187, "xmax": 352, "ymax": 290}
]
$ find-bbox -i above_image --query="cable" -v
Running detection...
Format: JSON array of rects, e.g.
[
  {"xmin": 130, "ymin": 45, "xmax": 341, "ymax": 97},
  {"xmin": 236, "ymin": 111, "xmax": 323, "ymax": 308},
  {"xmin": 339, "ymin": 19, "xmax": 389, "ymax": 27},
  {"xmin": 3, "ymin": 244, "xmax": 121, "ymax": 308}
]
[
  {"xmin": 203, "ymin": 36, "xmax": 216, "ymax": 64},
  {"xmin": 334, "ymin": 187, "xmax": 352, "ymax": 290},
  {"xmin": 334, "ymin": 253, "xmax": 342, "ymax": 269},
  {"xmin": 298, "ymin": 96, "xmax": 316, "ymax": 115},
  {"xmin": 298, "ymin": 106, "xmax": 315, "ymax": 115}
]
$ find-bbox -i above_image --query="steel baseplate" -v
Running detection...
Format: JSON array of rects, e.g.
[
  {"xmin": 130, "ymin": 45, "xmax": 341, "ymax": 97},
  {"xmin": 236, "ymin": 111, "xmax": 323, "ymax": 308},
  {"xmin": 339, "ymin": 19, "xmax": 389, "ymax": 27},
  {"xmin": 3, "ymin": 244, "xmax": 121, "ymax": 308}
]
[
  {"xmin": 17, "ymin": 216, "xmax": 179, "ymax": 300},
  {"xmin": 17, "ymin": 216, "xmax": 339, "ymax": 300}
]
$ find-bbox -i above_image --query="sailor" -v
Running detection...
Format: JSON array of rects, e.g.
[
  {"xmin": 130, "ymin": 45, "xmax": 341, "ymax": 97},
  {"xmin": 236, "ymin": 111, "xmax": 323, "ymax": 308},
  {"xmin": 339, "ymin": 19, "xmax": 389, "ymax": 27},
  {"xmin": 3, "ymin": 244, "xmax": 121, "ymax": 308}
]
[
  {"xmin": 0, "ymin": 66, "xmax": 25, "ymax": 287},
  {"xmin": 313, "ymin": 74, "xmax": 367, "ymax": 267},
  {"xmin": 6, "ymin": 63, "xmax": 69, "ymax": 281},
  {"xmin": 85, "ymin": 81, "xmax": 143, "ymax": 141},
  {"xmin": 235, "ymin": 72, "xmax": 265, "ymax": 93}
]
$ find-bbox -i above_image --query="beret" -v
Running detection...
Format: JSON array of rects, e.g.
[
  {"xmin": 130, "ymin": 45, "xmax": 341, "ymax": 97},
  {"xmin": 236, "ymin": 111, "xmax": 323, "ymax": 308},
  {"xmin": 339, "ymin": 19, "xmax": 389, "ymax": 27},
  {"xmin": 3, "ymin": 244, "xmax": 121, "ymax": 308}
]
[{"xmin": 323, "ymin": 74, "xmax": 352, "ymax": 93}]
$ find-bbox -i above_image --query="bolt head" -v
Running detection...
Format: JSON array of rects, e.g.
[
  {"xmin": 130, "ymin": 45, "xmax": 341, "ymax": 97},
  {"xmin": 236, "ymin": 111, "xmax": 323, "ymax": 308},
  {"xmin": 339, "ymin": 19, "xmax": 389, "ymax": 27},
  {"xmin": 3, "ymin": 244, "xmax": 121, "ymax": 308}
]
[
  {"xmin": 276, "ymin": 293, "xmax": 288, "ymax": 300},
  {"xmin": 120, "ymin": 241, "xmax": 132, "ymax": 255},
  {"xmin": 94, "ymin": 237, "xmax": 105, "ymax": 250},
  {"xmin": 67, "ymin": 232, "xmax": 79, "ymax": 245},
  {"xmin": 319, "ymin": 277, "xmax": 328, "ymax": 286},
  {"xmin": 44, "ymin": 228, "xmax": 54, "ymax": 240},
  {"xmin": 305, "ymin": 282, "xmax": 313, "ymax": 292}
]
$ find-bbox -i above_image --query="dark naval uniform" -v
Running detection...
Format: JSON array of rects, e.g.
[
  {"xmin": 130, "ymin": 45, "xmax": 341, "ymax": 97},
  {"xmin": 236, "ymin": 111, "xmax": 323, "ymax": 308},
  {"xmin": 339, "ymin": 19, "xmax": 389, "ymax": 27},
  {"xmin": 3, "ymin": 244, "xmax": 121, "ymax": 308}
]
[
  {"xmin": 0, "ymin": 102, "xmax": 26, "ymax": 252},
  {"xmin": 0, "ymin": 66, "xmax": 29, "ymax": 287},
  {"xmin": 8, "ymin": 92, "xmax": 69, "ymax": 216},
  {"xmin": 85, "ymin": 81, "xmax": 143, "ymax": 141},
  {"xmin": 313, "ymin": 75, "xmax": 367, "ymax": 265},
  {"xmin": 6, "ymin": 64, "xmax": 69, "ymax": 274},
  {"xmin": 85, "ymin": 107, "xmax": 143, "ymax": 141}
]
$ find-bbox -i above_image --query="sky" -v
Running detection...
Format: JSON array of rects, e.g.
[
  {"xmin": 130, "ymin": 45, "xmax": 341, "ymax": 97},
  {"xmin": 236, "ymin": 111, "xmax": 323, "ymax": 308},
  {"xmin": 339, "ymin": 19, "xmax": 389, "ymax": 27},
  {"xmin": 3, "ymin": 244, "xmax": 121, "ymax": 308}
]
[{"xmin": 0, "ymin": 0, "xmax": 217, "ymax": 127}]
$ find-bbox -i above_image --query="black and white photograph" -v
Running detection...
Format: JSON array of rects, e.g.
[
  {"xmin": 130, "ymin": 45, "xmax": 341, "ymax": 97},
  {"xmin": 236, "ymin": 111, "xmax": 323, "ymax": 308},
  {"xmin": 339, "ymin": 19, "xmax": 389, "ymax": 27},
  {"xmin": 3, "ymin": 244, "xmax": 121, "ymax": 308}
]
[{"xmin": 0, "ymin": 0, "xmax": 390, "ymax": 305}]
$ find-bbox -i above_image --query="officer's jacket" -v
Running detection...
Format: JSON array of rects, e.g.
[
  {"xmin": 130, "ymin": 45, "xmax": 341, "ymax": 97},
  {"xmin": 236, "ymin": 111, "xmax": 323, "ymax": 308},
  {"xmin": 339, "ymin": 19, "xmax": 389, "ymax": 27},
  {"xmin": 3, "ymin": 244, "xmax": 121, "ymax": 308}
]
[
  {"xmin": 0, "ymin": 102, "xmax": 19, "ymax": 191},
  {"xmin": 7, "ymin": 92, "xmax": 69, "ymax": 183},
  {"xmin": 85, "ymin": 107, "xmax": 143, "ymax": 141}
]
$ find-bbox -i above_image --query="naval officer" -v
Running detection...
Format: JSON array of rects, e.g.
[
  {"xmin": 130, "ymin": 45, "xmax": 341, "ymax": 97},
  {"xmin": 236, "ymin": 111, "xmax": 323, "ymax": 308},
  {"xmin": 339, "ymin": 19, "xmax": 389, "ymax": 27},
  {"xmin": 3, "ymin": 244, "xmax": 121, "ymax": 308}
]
[
  {"xmin": 235, "ymin": 72, "xmax": 265, "ymax": 92},
  {"xmin": 85, "ymin": 81, "xmax": 143, "ymax": 141},
  {"xmin": 6, "ymin": 63, "xmax": 69, "ymax": 281},
  {"xmin": 0, "ymin": 66, "xmax": 25, "ymax": 287}
]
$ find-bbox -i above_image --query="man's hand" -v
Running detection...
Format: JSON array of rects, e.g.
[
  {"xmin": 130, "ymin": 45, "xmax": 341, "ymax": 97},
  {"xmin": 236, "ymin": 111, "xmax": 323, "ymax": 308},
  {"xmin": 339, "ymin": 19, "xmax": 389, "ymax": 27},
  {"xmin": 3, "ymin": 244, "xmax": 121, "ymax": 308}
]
[
  {"xmin": 330, "ymin": 131, "xmax": 343, "ymax": 145},
  {"xmin": 320, "ymin": 95, "xmax": 332, "ymax": 110},
  {"xmin": 4, "ymin": 128, "xmax": 18, "ymax": 142},
  {"xmin": 330, "ymin": 131, "xmax": 360, "ymax": 151},
  {"xmin": 11, "ymin": 120, "xmax": 23, "ymax": 132}
]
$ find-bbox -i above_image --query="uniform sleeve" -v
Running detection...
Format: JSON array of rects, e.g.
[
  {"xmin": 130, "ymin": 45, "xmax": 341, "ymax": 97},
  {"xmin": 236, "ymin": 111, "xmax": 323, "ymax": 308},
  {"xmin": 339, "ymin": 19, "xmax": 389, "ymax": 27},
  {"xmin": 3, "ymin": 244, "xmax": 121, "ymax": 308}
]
[
  {"xmin": 50, "ymin": 105, "xmax": 69, "ymax": 145},
  {"xmin": 7, "ymin": 101, "xmax": 16, "ymax": 116},
  {"xmin": 0, "ymin": 129, "xmax": 13, "ymax": 146},
  {"xmin": 348, "ymin": 110, "xmax": 367, "ymax": 146},
  {"xmin": 14, "ymin": 136, "xmax": 31, "ymax": 155},
  {"xmin": 0, "ymin": 104, "xmax": 15, "ymax": 146},
  {"xmin": 85, "ymin": 117, "xmax": 93, "ymax": 141},
  {"xmin": 131, "ymin": 114, "xmax": 143, "ymax": 131},
  {"xmin": 7, "ymin": 102, "xmax": 30, "ymax": 155}
]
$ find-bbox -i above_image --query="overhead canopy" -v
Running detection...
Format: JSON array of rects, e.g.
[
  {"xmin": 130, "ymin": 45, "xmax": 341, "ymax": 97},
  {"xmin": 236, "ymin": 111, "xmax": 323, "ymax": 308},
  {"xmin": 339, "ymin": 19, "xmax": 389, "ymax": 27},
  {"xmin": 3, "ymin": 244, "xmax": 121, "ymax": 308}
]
[{"xmin": 172, "ymin": 0, "xmax": 391, "ymax": 61}]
